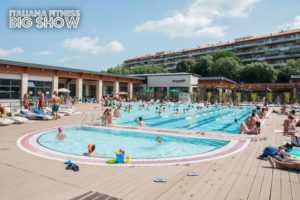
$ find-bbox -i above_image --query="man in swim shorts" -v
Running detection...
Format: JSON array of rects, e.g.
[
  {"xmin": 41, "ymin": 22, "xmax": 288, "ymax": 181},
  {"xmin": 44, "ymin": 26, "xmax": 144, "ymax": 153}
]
[
  {"xmin": 51, "ymin": 91, "xmax": 61, "ymax": 120},
  {"xmin": 37, "ymin": 90, "xmax": 45, "ymax": 112},
  {"xmin": 23, "ymin": 90, "xmax": 30, "ymax": 109}
]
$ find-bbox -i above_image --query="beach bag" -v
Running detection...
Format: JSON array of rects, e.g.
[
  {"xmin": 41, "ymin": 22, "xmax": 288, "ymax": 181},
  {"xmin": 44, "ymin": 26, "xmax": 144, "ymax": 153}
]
[
  {"xmin": 292, "ymin": 135, "xmax": 300, "ymax": 147},
  {"xmin": 263, "ymin": 146, "xmax": 278, "ymax": 157}
]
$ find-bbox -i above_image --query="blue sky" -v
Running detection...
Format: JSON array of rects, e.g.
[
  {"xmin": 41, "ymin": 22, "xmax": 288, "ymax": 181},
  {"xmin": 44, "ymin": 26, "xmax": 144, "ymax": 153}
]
[{"xmin": 1, "ymin": 0, "xmax": 300, "ymax": 71}]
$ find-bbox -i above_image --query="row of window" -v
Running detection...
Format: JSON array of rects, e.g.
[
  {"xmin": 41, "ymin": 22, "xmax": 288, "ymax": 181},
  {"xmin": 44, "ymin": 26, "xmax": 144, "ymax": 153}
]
[
  {"xmin": 0, "ymin": 79, "xmax": 53, "ymax": 100},
  {"xmin": 0, "ymin": 79, "xmax": 130, "ymax": 99}
]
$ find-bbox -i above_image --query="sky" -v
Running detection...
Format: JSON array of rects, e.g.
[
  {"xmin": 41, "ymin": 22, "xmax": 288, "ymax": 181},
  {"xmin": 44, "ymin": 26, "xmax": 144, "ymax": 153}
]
[{"xmin": 1, "ymin": 0, "xmax": 300, "ymax": 71}]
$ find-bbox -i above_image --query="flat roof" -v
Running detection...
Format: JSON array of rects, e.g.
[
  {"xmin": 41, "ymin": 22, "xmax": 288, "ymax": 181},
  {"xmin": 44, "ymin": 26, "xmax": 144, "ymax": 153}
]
[
  {"xmin": 129, "ymin": 72, "xmax": 201, "ymax": 78},
  {"xmin": 0, "ymin": 59, "xmax": 143, "ymax": 80},
  {"xmin": 198, "ymin": 77, "xmax": 237, "ymax": 84}
]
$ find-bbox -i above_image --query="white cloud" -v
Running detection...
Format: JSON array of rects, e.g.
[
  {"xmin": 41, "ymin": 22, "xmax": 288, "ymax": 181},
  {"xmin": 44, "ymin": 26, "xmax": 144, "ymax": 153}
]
[
  {"xmin": 57, "ymin": 56, "xmax": 82, "ymax": 63},
  {"xmin": 35, "ymin": 50, "xmax": 52, "ymax": 56},
  {"xmin": 279, "ymin": 15, "xmax": 300, "ymax": 30},
  {"xmin": 63, "ymin": 37, "xmax": 124, "ymax": 54},
  {"xmin": 0, "ymin": 47, "xmax": 24, "ymax": 57},
  {"xmin": 135, "ymin": 0, "xmax": 260, "ymax": 38}
]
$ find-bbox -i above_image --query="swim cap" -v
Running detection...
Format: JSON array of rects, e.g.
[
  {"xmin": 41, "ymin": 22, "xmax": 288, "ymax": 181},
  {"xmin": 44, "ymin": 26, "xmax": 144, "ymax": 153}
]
[{"xmin": 58, "ymin": 127, "xmax": 63, "ymax": 132}]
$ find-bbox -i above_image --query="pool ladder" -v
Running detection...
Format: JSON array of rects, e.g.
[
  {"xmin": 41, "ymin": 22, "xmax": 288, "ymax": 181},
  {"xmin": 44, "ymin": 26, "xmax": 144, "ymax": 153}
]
[{"xmin": 81, "ymin": 111, "xmax": 99, "ymax": 128}]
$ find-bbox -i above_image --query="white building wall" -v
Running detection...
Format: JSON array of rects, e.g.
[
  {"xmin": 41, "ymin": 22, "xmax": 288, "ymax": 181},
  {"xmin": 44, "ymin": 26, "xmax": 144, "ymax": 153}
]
[{"xmin": 147, "ymin": 75, "xmax": 192, "ymax": 88}]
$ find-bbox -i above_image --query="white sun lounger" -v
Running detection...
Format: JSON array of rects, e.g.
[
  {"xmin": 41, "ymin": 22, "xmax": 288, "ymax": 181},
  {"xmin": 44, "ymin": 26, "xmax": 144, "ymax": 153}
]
[
  {"xmin": 44, "ymin": 107, "xmax": 65, "ymax": 118},
  {"xmin": 58, "ymin": 108, "xmax": 75, "ymax": 116},
  {"xmin": 10, "ymin": 116, "xmax": 29, "ymax": 124},
  {"xmin": 20, "ymin": 109, "xmax": 52, "ymax": 120},
  {"xmin": 0, "ymin": 118, "xmax": 14, "ymax": 126}
]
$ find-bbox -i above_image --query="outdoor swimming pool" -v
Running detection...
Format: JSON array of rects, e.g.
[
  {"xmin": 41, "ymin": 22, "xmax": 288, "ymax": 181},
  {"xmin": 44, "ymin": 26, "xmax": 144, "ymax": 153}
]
[
  {"xmin": 37, "ymin": 127, "xmax": 229, "ymax": 159},
  {"xmin": 115, "ymin": 104, "xmax": 253, "ymax": 134}
]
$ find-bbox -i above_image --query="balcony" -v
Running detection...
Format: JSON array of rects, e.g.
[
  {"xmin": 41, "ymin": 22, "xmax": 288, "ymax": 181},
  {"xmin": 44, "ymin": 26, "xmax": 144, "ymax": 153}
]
[
  {"xmin": 235, "ymin": 36, "xmax": 300, "ymax": 49},
  {"xmin": 272, "ymin": 63, "xmax": 287, "ymax": 67},
  {"xmin": 241, "ymin": 54, "xmax": 289, "ymax": 62},
  {"xmin": 266, "ymin": 36, "xmax": 300, "ymax": 44}
]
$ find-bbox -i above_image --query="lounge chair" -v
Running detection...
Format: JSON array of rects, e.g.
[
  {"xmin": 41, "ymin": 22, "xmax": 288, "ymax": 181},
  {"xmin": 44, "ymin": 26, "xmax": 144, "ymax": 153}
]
[
  {"xmin": 9, "ymin": 116, "xmax": 29, "ymax": 124},
  {"xmin": 58, "ymin": 107, "xmax": 75, "ymax": 116},
  {"xmin": 0, "ymin": 118, "xmax": 14, "ymax": 126},
  {"xmin": 20, "ymin": 109, "xmax": 52, "ymax": 120},
  {"xmin": 44, "ymin": 107, "xmax": 65, "ymax": 118}
]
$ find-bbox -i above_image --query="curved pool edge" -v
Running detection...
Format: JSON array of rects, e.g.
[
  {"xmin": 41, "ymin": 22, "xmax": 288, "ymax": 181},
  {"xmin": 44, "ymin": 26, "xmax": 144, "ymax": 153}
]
[{"xmin": 17, "ymin": 124, "xmax": 250, "ymax": 166}]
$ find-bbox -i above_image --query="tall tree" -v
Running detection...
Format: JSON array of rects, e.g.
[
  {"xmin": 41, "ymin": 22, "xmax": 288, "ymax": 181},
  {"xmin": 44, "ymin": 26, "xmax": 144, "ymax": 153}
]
[
  {"xmin": 213, "ymin": 51, "xmax": 240, "ymax": 63},
  {"xmin": 130, "ymin": 65, "xmax": 167, "ymax": 74},
  {"xmin": 276, "ymin": 59, "xmax": 300, "ymax": 83},
  {"xmin": 210, "ymin": 57, "xmax": 241, "ymax": 80},
  {"xmin": 190, "ymin": 55, "xmax": 214, "ymax": 76},
  {"xmin": 176, "ymin": 59, "xmax": 196, "ymax": 72},
  {"xmin": 240, "ymin": 62, "xmax": 275, "ymax": 83}
]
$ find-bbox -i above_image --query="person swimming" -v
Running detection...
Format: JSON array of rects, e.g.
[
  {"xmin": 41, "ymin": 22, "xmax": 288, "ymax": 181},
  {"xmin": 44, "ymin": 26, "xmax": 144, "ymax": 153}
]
[
  {"xmin": 56, "ymin": 127, "xmax": 66, "ymax": 140},
  {"xmin": 135, "ymin": 117, "xmax": 145, "ymax": 126},
  {"xmin": 156, "ymin": 136, "xmax": 163, "ymax": 144},
  {"xmin": 84, "ymin": 144, "xmax": 96, "ymax": 157}
]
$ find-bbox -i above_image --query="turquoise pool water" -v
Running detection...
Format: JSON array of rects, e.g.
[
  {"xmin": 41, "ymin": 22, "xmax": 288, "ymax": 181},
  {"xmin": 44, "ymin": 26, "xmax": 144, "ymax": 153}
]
[
  {"xmin": 290, "ymin": 149, "xmax": 300, "ymax": 157},
  {"xmin": 115, "ymin": 104, "xmax": 253, "ymax": 134},
  {"xmin": 37, "ymin": 127, "xmax": 229, "ymax": 159}
]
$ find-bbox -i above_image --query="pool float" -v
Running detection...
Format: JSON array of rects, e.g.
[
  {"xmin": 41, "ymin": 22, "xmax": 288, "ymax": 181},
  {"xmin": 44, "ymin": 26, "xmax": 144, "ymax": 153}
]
[
  {"xmin": 125, "ymin": 156, "xmax": 131, "ymax": 163},
  {"xmin": 106, "ymin": 159, "xmax": 117, "ymax": 164}
]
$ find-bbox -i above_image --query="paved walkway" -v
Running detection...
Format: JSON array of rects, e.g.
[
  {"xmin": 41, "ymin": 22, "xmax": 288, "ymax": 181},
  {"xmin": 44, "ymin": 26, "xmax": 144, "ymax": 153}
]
[{"xmin": 0, "ymin": 104, "xmax": 299, "ymax": 200}]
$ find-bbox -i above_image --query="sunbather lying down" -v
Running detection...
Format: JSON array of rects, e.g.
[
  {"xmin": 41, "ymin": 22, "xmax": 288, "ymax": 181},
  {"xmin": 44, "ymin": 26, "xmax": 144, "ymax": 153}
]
[{"xmin": 268, "ymin": 156, "xmax": 300, "ymax": 170}]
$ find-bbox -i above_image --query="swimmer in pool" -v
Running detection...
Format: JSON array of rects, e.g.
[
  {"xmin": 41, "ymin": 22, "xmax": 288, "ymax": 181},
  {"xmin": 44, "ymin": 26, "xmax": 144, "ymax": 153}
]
[
  {"xmin": 156, "ymin": 136, "xmax": 163, "ymax": 144},
  {"xmin": 56, "ymin": 127, "xmax": 66, "ymax": 140},
  {"xmin": 84, "ymin": 144, "xmax": 96, "ymax": 157},
  {"xmin": 135, "ymin": 117, "xmax": 145, "ymax": 126}
]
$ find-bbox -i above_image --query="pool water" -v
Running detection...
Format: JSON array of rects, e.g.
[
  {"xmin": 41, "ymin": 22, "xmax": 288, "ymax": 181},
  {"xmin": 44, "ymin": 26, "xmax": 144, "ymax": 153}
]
[
  {"xmin": 290, "ymin": 149, "xmax": 300, "ymax": 157},
  {"xmin": 37, "ymin": 127, "xmax": 229, "ymax": 159},
  {"xmin": 115, "ymin": 104, "xmax": 253, "ymax": 134}
]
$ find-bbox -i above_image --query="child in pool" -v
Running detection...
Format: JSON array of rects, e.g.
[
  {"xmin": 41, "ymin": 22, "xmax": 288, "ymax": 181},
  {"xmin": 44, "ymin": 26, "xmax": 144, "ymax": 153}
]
[
  {"xmin": 56, "ymin": 127, "xmax": 66, "ymax": 140},
  {"xmin": 84, "ymin": 144, "xmax": 96, "ymax": 157},
  {"xmin": 156, "ymin": 136, "xmax": 163, "ymax": 144}
]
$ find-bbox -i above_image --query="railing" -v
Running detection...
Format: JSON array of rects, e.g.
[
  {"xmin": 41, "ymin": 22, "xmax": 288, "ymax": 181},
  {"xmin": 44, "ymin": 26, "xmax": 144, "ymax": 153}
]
[{"xmin": 81, "ymin": 111, "xmax": 101, "ymax": 128}]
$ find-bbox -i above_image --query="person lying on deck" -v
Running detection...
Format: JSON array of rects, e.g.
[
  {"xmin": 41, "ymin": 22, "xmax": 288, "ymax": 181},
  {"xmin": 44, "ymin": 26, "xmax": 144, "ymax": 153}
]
[
  {"xmin": 0, "ymin": 104, "xmax": 11, "ymax": 118},
  {"xmin": 268, "ymin": 156, "xmax": 300, "ymax": 171}
]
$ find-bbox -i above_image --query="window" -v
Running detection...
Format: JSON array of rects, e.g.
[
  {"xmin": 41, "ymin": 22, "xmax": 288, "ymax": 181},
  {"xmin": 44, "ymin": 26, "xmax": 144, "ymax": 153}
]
[
  {"xmin": 28, "ymin": 81, "xmax": 52, "ymax": 99},
  {"xmin": 0, "ymin": 79, "xmax": 21, "ymax": 99}
]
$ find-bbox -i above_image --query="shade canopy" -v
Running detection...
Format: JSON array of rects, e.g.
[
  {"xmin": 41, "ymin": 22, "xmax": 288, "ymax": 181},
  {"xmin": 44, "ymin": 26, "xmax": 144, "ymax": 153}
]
[{"xmin": 58, "ymin": 88, "xmax": 70, "ymax": 93}]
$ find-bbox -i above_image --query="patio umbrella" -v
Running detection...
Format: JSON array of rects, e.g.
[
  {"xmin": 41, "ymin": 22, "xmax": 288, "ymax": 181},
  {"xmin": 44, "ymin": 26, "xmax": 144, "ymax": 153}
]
[{"xmin": 58, "ymin": 88, "xmax": 70, "ymax": 93}]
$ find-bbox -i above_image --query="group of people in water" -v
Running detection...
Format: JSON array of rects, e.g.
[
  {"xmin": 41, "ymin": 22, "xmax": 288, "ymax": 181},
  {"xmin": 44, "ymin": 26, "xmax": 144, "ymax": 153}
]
[{"xmin": 239, "ymin": 106, "xmax": 267, "ymax": 135}]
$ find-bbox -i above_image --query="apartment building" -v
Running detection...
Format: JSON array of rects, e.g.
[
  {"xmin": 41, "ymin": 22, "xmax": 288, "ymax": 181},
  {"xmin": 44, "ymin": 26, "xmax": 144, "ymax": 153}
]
[{"xmin": 124, "ymin": 29, "xmax": 300, "ymax": 71}]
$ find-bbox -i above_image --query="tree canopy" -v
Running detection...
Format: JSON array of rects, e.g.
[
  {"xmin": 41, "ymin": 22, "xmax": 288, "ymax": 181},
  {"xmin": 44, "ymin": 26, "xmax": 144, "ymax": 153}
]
[
  {"xmin": 176, "ymin": 59, "xmax": 196, "ymax": 72},
  {"xmin": 210, "ymin": 57, "xmax": 241, "ymax": 80},
  {"xmin": 190, "ymin": 55, "xmax": 214, "ymax": 76},
  {"xmin": 106, "ymin": 64, "xmax": 167, "ymax": 75},
  {"xmin": 106, "ymin": 53, "xmax": 300, "ymax": 84},
  {"xmin": 239, "ymin": 62, "xmax": 276, "ymax": 83},
  {"xmin": 276, "ymin": 59, "xmax": 300, "ymax": 83}
]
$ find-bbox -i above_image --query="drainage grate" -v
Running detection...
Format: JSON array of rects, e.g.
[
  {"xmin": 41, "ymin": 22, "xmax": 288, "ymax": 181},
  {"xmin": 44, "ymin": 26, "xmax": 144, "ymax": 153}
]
[{"xmin": 70, "ymin": 191, "xmax": 119, "ymax": 200}]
